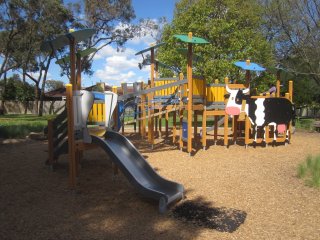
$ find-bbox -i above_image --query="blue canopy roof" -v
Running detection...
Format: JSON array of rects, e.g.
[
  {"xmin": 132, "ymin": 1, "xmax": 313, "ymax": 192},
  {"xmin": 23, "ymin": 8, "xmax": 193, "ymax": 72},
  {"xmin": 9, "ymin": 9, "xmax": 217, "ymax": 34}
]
[{"xmin": 234, "ymin": 61, "xmax": 266, "ymax": 71}]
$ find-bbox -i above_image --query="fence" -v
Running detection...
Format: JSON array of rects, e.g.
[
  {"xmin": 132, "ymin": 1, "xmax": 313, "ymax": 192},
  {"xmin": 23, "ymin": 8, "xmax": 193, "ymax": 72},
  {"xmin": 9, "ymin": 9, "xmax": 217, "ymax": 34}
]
[{"xmin": 0, "ymin": 100, "xmax": 65, "ymax": 115}]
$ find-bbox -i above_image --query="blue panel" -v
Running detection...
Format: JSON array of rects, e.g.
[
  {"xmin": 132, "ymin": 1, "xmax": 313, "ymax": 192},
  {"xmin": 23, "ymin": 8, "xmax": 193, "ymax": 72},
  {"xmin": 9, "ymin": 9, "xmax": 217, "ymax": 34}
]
[
  {"xmin": 234, "ymin": 61, "xmax": 266, "ymax": 71},
  {"xmin": 93, "ymin": 92, "xmax": 105, "ymax": 100}
]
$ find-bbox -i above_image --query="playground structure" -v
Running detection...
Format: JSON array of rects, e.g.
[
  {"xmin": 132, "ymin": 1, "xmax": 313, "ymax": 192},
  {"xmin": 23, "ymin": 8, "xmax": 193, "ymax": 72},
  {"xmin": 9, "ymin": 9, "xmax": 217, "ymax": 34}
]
[
  {"xmin": 42, "ymin": 29, "xmax": 184, "ymax": 213},
  {"xmin": 42, "ymin": 29, "xmax": 294, "ymax": 211},
  {"xmin": 88, "ymin": 33, "xmax": 294, "ymax": 153}
]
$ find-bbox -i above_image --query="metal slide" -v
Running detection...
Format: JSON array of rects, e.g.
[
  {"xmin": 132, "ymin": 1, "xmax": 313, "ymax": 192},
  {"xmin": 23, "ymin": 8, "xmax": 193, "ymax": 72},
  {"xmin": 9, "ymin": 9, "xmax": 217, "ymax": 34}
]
[{"xmin": 91, "ymin": 131, "xmax": 184, "ymax": 213}]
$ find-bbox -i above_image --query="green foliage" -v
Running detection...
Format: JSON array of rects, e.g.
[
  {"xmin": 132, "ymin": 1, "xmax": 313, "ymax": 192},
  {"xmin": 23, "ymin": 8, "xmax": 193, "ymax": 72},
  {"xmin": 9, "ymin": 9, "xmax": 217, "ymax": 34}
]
[
  {"xmin": 0, "ymin": 74, "xmax": 35, "ymax": 101},
  {"xmin": 295, "ymin": 119, "xmax": 315, "ymax": 131},
  {"xmin": 158, "ymin": 0, "xmax": 275, "ymax": 83},
  {"xmin": 45, "ymin": 80, "xmax": 65, "ymax": 92},
  {"xmin": 0, "ymin": 114, "xmax": 55, "ymax": 138},
  {"xmin": 297, "ymin": 154, "xmax": 320, "ymax": 188}
]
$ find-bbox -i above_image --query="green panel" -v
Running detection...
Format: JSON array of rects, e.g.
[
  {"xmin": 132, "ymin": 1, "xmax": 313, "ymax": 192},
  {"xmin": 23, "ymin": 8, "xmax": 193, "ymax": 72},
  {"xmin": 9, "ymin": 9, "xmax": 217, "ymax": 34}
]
[
  {"xmin": 68, "ymin": 28, "xmax": 96, "ymax": 43},
  {"xmin": 78, "ymin": 47, "xmax": 97, "ymax": 57},
  {"xmin": 55, "ymin": 55, "xmax": 70, "ymax": 64},
  {"xmin": 135, "ymin": 42, "xmax": 166, "ymax": 55},
  {"xmin": 174, "ymin": 34, "xmax": 209, "ymax": 44},
  {"xmin": 40, "ymin": 34, "xmax": 69, "ymax": 52},
  {"xmin": 55, "ymin": 48, "xmax": 97, "ymax": 64},
  {"xmin": 40, "ymin": 28, "xmax": 96, "ymax": 52}
]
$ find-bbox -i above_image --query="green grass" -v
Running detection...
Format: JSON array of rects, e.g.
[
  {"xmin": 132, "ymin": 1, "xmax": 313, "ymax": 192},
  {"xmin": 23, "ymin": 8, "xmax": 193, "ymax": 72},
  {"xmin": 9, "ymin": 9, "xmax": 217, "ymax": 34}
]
[
  {"xmin": 295, "ymin": 118, "xmax": 315, "ymax": 131},
  {"xmin": 0, "ymin": 114, "xmax": 55, "ymax": 138},
  {"xmin": 297, "ymin": 154, "xmax": 320, "ymax": 188}
]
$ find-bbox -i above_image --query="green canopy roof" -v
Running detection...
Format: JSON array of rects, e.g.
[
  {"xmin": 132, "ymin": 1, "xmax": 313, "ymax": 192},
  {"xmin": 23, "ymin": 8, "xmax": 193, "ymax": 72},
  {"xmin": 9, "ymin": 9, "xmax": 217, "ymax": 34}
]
[
  {"xmin": 174, "ymin": 34, "xmax": 209, "ymax": 44},
  {"xmin": 40, "ymin": 28, "xmax": 96, "ymax": 52},
  {"xmin": 135, "ymin": 42, "xmax": 166, "ymax": 55},
  {"xmin": 55, "ymin": 48, "xmax": 97, "ymax": 64}
]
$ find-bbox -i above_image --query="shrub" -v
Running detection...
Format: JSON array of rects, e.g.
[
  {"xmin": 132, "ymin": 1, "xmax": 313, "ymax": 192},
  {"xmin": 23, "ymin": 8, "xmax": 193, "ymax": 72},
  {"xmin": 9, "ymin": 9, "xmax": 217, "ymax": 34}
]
[{"xmin": 297, "ymin": 154, "xmax": 320, "ymax": 188}]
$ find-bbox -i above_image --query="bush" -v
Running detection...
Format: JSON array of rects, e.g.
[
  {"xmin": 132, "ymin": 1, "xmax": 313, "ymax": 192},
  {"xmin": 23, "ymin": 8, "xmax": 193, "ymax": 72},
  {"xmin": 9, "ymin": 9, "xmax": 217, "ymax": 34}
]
[{"xmin": 297, "ymin": 154, "xmax": 320, "ymax": 188}]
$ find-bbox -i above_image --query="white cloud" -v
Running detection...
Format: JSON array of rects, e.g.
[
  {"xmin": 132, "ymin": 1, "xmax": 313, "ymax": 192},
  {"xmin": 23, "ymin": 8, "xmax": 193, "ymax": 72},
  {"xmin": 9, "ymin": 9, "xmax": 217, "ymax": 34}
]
[
  {"xmin": 27, "ymin": 70, "xmax": 52, "ymax": 80},
  {"xmin": 94, "ymin": 45, "xmax": 149, "ymax": 85}
]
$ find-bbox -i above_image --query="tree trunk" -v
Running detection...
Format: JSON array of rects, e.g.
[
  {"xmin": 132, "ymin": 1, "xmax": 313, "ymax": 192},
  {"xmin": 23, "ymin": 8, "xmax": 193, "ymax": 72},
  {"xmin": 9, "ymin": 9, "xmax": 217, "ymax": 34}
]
[
  {"xmin": 34, "ymin": 85, "xmax": 40, "ymax": 115},
  {"xmin": 38, "ymin": 53, "xmax": 53, "ymax": 116},
  {"xmin": 24, "ymin": 100, "xmax": 28, "ymax": 114},
  {"xmin": 0, "ymin": 71, "xmax": 8, "ymax": 115}
]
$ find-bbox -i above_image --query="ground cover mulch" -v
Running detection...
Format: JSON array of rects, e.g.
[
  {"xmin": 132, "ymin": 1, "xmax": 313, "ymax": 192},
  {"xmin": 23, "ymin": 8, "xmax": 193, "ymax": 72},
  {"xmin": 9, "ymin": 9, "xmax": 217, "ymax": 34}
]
[{"xmin": 1, "ymin": 130, "xmax": 320, "ymax": 240}]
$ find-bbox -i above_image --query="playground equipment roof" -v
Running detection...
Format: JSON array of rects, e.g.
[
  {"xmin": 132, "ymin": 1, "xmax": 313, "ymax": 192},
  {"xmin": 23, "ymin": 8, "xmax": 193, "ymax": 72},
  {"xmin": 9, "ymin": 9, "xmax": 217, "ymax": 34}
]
[
  {"xmin": 135, "ymin": 42, "xmax": 166, "ymax": 55},
  {"xmin": 40, "ymin": 28, "xmax": 96, "ymax": 52},
  {"xmin": 173, "ymin": 34, "xmax": 209, "ymax": 44},
  {"xmin": 234, "ymin": 61, "xmax": 266, "ymax": 71},
  {"xmin": 55, "ymin": 48, "xmax": 97, "ymax": 64}
]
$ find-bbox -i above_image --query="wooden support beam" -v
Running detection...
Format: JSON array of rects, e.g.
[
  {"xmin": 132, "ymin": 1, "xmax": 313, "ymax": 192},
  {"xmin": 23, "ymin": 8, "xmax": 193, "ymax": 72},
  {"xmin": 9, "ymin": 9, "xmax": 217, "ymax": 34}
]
[
  {"xmin": 66, "ymin": 84, "xmax": 76, "ymax": 188},
  {"xmin": 224, "ymin": 113, "xmax": 229, "ymax": 146},
  {"xmin": 187, "ymin": 38, "xmax": 193, "ymax": 154},
  {"xmin": 141, "ymin": 94, "xmax": 146, "ymax": 138},
  {"xmin": 173, "ymin": 111, "xmax": 177, "ymax": 143},
  {"xmin": 202, "ymin": 108, "xmax": 207, "ymax": 149}
]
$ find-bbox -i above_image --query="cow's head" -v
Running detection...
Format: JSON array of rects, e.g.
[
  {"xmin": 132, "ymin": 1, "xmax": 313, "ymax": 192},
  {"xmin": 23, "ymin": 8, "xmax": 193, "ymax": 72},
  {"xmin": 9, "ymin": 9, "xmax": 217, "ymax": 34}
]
[{"xmin": 225, "ymin": 85, "xmax": 249, "ymax": 115}]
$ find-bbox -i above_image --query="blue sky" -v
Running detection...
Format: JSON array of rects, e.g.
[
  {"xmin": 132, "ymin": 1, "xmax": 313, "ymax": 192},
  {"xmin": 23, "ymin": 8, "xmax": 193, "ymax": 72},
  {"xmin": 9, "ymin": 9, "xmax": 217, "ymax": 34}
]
[{"xmin": 47, "ymin": 0, "xmax": 178, "ymax": 88}]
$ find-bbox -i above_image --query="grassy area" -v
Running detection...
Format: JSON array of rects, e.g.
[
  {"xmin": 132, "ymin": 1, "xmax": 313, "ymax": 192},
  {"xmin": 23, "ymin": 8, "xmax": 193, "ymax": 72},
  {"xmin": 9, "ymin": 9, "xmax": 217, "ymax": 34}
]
[
  {"xmin": 297, "ymin": 154, "xmax": 320, "ymax": 188},
  {"xmin": 295, "ymin": 118, "xmax": 315, "ymax": 131},
  {"xmin": 0, "ymin": 114, "xmax": 55, "ymax": 138}
]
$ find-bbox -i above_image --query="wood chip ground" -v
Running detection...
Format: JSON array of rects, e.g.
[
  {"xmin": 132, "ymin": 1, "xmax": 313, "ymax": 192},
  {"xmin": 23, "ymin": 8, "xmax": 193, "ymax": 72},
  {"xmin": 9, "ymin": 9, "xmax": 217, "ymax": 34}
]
[{"xmin": 1, "ymin": 130, "xmax": 320, "ymax": 240}]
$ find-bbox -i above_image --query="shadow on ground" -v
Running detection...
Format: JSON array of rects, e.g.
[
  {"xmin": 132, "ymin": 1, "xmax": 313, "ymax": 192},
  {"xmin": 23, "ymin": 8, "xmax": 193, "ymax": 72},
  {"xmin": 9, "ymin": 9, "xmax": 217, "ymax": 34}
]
[{"xmin": 171, "ymin": 197, "xmax": 247, "ymax": 233}]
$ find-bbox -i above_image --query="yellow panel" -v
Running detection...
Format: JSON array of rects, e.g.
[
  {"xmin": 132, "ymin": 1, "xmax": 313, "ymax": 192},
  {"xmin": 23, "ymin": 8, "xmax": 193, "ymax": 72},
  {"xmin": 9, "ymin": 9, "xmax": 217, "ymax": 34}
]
[
  {"xmin": 88, "ymin": 109, "xmax": 93, "ymax": 122},
  {"xmin": 98, "ymin": 104, "xmax": 103, "ymax": 122},
  {"xmin": 92, "ymin": 104, "xmax": 97, "ymax": 121}
]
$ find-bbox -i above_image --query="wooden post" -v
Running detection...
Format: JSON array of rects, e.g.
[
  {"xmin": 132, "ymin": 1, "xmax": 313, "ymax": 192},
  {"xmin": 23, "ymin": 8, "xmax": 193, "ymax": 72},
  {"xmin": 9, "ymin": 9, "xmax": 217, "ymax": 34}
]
[
  {"xmin": 202, "ymin": 108, "xmax": 207, "ymax": 149},
  {"xmin": 179, "ymin": 109, "xmax": 184, "ymax": 149},
  {"xmin": 69, "ymin": 38, "xmax": 76, "ymax": 90},
  {"xmin": 173, "ymin": 111, "xmax": 176, "ymax": 143},
  {"xmin": 66, "ymin": 84, "xmax": 76, "ymax": 188},
  {"xmin": 224, "ymin": 113, "xmax": 228, "ymax": 146},
  {"xmin": 187, "ymin": 32, "xmax": 193, "ymax": 155},
  {"xmin": 214, "ymin": 116, "xmax": 218, "ymax": 144},
  {"xmin": 194, "ymin": 111, "xmax": 197, "ymax": 143},
  {"xmin": 224, "ymin": 77, "xmax": 229, "ymax": 147},
  {"xmin": 165, "ymin": 111, "xmax": 169, "ymax": 138},
  {"xmin": 245, "ymin": 115, "xmax": 250, "ymax": 147},
  {"xmin": 148, "ymin": 46, "xmax": 155, "ymax": 146},
  {"xmin": 141, "ymin": 94, "xmax": 146, "ymax": 138},
  {"xmin": 112, "ymin": 86, "xmax": 118, "ymax": 131},
  {"xmin": 147, "ymin": 93, "xmax": 154, "ymax": 145},
  {"xmin": 276, "ymin": 70, "xmax": 281, "ymax": 98},
  {"xmin": 288, "ymin": 80, "xmax": 293, "ymax": 102},
  {"xmin": 76, "ymin": 54, "xmax": 81, "ymax": 90},
  {"xmin": 245, "ymin": 60, "xmax": 251, "ymax": 87},
  {"xmin": 159, "ymin": 115, "xmax": 162, "ymax": 138}
]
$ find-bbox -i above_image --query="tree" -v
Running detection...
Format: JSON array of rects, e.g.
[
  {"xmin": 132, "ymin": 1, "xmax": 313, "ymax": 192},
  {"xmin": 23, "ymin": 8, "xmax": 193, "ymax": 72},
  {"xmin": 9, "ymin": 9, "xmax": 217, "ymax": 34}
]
[
  {"xmin": 260, "ymin": 0, "xmax": 320, "ymax": 107},
  {"xmin": 0, "ymin": 73, "xmax": 34, "ymax": 113},
  {"xmin": 45, "ymin": 80, "xmax": 65, "ymax": 92},
  {"xmin": 261, "ymin": 0, "xmax": 320, "ymax": 83},
  {"xmin": 56, "ymin": 0, "xmax": 138, "ymax": 78},
  {"xmin": 158, "ymin": 0, "xmax": 275, "ymax": 88}
]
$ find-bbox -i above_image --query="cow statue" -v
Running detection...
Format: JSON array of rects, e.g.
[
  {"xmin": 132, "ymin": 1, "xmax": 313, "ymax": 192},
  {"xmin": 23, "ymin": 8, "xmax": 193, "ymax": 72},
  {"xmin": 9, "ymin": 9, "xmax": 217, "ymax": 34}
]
[{"xmin": 225, "ymin": 85, "xmax": 295, "ymax": 144}]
